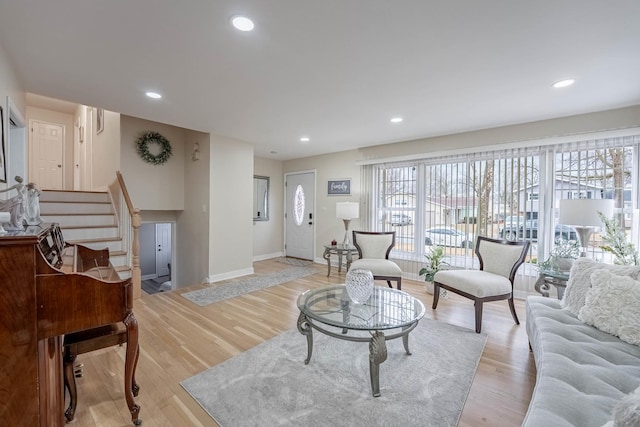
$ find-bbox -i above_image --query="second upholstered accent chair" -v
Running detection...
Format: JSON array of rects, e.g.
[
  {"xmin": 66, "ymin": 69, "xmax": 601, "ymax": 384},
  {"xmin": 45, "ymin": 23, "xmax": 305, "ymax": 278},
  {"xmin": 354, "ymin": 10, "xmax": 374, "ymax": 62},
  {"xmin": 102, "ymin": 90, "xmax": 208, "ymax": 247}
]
[
  {"xmin": 350, "ymin": 231, "xmax": 403, "ymax": 290},
  {"xmin": 432, "ymin": 236, "xmax": 529, "ymax": 333}
]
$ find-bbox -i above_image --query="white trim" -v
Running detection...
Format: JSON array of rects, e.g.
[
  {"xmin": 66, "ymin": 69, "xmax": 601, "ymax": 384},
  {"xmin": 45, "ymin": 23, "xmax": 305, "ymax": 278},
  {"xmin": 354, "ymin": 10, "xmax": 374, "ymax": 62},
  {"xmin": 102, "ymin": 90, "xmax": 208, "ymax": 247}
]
[
  {"xmin": 357, "ymin": 126, "xmax": 640, "ymax": 166},
  {"xmin": 252, "ymin": 251, "xmax": 284, "ymax": 262},
  {"xmin": 205, "ymin": 267, "xmax": 255, "ymax": 284}
]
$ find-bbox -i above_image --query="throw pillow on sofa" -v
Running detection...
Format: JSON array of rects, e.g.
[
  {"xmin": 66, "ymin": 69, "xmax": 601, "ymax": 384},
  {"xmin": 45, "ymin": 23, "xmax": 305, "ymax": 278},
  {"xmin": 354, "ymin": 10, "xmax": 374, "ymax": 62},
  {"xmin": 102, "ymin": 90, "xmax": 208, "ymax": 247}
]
[
  {"xmin": 578, "ymin": 270, "xmax": 640, "ymax": 346},
  {"xmin": 601, "ymin": 385, "xmax": 640, "ymax": 427},
  {"xmin": 561, "ymin": 258, "xmax": 640, "ymax": 316}
]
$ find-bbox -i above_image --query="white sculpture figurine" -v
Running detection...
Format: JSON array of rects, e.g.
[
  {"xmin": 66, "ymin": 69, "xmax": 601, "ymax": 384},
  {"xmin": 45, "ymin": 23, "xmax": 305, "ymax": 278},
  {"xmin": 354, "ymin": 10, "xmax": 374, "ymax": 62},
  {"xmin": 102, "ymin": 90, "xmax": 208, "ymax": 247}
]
[
  {"xmin": 0, "ymin": 176, "xmax": 29, "ymax": 230},
  {"xmin": 25, "ymin": 182, "xmax": 43, "ymax": 225}
]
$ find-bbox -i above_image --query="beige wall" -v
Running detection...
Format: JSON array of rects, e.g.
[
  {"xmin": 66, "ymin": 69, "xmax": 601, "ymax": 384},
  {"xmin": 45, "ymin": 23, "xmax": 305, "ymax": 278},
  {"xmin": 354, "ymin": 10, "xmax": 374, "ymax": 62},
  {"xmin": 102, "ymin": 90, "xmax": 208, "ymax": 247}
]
[
  {"xmin": 253, "ymin": 157, "xmax": 284, "ymax": 260},
  {"xmin": 91, "ymin": 108, "xmax": 121, "ymax": 190},
  {"xmin": 176, "ymin": 130, "xmax": 211, "ymax": 288},
  {"xmin": 25, "ymin": 105, "xmax": 74, "ymax": 189},
  {"xmin": 284, "ymin": 106, "xmax": 640, "ymax": 264},
  {"xmin": 120, "ymin": 115, "xmax": 186, "ymax": 210},
  {"xmin": 0, "ymin": 43, "xmax": 25, "ymax": 191},
  {"xmin": 207, "ymin": 135, "xmax": 254, "ymax": 282},
  {"xmin": 283, "ymin": 150, "xmax": 363, "ymax": 261}
]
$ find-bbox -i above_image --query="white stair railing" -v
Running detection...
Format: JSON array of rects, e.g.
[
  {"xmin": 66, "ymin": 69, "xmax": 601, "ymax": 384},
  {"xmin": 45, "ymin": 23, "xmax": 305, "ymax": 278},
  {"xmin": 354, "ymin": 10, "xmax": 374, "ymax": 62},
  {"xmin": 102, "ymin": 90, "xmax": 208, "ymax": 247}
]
[{"xmin": 108, "ymin": 171, "xmax": 142, "ymax": 299}]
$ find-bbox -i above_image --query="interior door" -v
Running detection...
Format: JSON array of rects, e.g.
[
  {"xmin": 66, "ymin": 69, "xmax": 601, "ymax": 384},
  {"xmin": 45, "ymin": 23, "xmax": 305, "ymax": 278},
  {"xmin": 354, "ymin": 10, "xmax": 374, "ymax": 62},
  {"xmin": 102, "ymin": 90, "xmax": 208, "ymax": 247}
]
[
  {"xmin": 285, "ymin": 171, "xmax": 315, "ymax": 260},
  {"xmin": 155, "ymin": 223, "xmax": 172, "ymax": 277},
  {"xmin": 30, "ymin": 120, "xmax": 64, "ymax": 189}
]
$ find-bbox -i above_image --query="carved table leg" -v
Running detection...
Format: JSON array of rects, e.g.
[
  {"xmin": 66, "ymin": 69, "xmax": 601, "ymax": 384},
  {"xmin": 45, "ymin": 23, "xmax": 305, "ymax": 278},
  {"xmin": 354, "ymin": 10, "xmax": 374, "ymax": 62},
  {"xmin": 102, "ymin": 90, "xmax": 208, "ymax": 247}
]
[
  {"xmin": 369, "ymin": 331, "xmax": 388, "ymax": 397},
  {"xmin": 297, "ymin": 312, "xmax": 313, "ymax": 364},
  {"xmin": 534, "ymin": 275, "xmax": 551, "ymax": 298},
  {"xmin": 323, "ymin": 248, "xmax": 331, "ymax": 277},
  {"xmin": 63, "ymin": 351, "xmax": 78, "ymax": 422},
  {"xmin": 402, "ymin": 325, "xmax": 412, "ymax": 355},
  {"xmin": 124, "ymin": 312, "xmax": 141, "ymax": 425}
]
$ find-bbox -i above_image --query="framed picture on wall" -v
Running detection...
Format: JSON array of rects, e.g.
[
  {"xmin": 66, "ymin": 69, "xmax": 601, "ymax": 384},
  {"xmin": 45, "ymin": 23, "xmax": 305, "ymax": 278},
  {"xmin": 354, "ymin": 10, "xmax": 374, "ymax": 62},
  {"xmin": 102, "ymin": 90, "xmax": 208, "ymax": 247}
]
[
  {"xmin": 327, "ymin": 179, "xmax": 351, "ymax": 195},
  {"xmin": 97, "ymin": 108, "xmax": 104, "ymax": 134},
  {"xmin": 0, "ymin": 105, "xmax": 6, "ymax": 183}
]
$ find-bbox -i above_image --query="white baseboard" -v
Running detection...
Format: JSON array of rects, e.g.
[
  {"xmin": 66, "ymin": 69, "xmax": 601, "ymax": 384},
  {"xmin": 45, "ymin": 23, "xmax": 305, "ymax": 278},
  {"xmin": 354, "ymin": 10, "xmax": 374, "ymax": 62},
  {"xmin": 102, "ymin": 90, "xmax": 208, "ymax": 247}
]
[
  {"xmin": 205, "ymin": 267, "xmax": 255, "ymax": 284},
  {"xmin": 253, "ymin": 251, "xmax": 284, "ymax": 262},
  {"xmin": 141, "ymin": 274, "xmax": 157, "ymax": 281}
]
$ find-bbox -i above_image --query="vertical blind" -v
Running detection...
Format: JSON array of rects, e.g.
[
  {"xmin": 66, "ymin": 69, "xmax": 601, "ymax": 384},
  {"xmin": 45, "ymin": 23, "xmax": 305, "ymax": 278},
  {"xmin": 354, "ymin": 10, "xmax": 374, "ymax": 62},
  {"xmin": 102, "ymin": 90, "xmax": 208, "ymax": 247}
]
[{"xmin": 363, "ymin": 135, "xmax": 640, "ymax": 285}]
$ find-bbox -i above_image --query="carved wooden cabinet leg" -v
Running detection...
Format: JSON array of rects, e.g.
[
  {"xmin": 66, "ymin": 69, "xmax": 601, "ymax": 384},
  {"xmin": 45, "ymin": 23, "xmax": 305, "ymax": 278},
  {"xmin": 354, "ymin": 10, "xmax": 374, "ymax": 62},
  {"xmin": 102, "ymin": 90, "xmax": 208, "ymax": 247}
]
[
  {"xmin": 124, "ymin": 312, "xmax": 141, "ymax": 425},
  {"xmin": 63, "ymin": 351, "xmax": 78, "ymax": 422},
  {"xmin": 132, "ymin": 343, "xmax": 140, "ymax": 397}
]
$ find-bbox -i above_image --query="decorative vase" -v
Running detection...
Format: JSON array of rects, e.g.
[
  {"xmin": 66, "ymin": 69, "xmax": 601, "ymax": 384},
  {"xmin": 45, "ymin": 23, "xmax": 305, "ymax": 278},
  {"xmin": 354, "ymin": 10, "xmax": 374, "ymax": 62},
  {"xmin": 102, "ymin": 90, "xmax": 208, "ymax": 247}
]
[
  {"xmin": 345, "ymin": 269, "xmax": 374, "ymax": 304},
  {"xmin": 424, "ymin": 281, "xmax": 448, "ymax": 298},
  {"xmin": 553, "ymin": 257, "xmax": 574, "ymax": 273}
]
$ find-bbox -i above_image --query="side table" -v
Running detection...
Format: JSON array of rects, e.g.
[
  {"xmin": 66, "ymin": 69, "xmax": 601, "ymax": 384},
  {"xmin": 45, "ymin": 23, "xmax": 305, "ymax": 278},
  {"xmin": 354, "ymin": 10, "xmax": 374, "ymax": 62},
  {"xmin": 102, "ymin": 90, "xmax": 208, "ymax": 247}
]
[
  {"xmin": 535, "ymin": 269, "xmax": 570, "ymax": 299},
  {"xmin": 322, "ymin": 245, "xmax": 358, "ymax": 277}
]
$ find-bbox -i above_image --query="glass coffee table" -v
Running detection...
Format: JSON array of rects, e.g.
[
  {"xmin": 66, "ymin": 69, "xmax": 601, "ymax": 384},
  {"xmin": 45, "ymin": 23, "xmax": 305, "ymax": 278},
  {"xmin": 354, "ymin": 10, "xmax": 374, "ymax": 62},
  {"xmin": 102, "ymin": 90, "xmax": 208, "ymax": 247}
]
[{"xmin": 296, "ymin": 284, "xmax": 425, "ymax": 397}]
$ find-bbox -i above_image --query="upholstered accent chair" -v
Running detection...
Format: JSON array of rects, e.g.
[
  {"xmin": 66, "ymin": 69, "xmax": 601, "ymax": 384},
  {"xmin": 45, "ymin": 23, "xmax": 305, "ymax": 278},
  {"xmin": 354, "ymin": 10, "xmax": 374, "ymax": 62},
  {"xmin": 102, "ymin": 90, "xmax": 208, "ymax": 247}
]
[
  {"xmin": 432, "ymin": 236, "xmax": 530, "ymax": 333},
  {"xmin": 350, "ymin": 231, "xmax": 403, "ymax": 290}
]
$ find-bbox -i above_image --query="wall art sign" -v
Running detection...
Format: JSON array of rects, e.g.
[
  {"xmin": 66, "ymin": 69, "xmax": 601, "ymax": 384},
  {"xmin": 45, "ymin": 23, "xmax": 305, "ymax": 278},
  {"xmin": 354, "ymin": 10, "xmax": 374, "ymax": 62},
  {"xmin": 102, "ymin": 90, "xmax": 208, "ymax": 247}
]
[{"xmin": 327, "ymin": 179, "xmax": 350, "ymax": 196}]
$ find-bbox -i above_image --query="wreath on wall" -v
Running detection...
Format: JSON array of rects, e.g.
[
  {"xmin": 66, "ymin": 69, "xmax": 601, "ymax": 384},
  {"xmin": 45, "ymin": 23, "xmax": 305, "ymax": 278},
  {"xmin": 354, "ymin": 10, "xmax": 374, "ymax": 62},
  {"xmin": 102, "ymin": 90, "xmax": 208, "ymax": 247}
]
[{"xmin": 136, "ymin": 131, "xmax": 172, "ymax": 165}]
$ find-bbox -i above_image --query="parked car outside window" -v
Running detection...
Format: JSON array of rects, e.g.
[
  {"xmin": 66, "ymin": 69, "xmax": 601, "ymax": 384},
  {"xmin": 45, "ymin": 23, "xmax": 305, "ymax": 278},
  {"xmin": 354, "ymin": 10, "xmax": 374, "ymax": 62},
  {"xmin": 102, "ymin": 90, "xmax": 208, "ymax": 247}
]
[
  {"xmin": 390, "ymin": 214, "xmax": 413, "ymax": 226},
  {"xmin": 499, "ymin": 219, "xmax": 578, "ymax": 241},
  {"xmin": 425, "ymin": 227, "xmax": 474, "ymax": 248}
]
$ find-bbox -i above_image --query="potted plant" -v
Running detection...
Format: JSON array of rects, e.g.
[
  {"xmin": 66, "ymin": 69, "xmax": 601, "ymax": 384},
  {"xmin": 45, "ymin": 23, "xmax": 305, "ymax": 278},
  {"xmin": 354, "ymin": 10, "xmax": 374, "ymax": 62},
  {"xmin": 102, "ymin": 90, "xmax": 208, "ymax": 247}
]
[
  {"xmin": 419, "ymin": 245, "xmax": 448, "ymax": 295},
  {"xmin": 598, "ymin": 212, "xmax": 640, "ymax": 265},
  {"xmin": 538, "ymin": 237, "xmax": 579, "ymax": 272}
]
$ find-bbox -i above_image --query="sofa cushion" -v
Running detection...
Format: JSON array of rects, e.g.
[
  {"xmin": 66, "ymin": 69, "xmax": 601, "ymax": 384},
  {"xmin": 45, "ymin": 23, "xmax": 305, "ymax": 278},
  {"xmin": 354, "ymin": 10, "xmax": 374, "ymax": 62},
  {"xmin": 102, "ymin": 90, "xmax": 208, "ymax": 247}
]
[
  {"xmin": 578, "ymin": 270, "xmax": 640, "ymax": 346},
  {"xmin": 523, "ymin": 296, "xmax": 640, "ymax": 427},
  {"xmin": 561, "ymin": 258, "xmax": 640, "ymax": 316}
]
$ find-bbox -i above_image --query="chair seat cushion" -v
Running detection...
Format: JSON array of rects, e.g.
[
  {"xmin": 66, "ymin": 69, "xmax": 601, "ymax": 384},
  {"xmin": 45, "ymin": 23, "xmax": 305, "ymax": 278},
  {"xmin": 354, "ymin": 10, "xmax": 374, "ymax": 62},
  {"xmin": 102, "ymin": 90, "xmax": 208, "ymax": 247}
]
[
  {"xmin": 434, "ymin": 270, "xmax": 512, "ymax": 297},
  {"xmin": 350, "ymin": 259, "xmax": 402, "ymax": 277}
]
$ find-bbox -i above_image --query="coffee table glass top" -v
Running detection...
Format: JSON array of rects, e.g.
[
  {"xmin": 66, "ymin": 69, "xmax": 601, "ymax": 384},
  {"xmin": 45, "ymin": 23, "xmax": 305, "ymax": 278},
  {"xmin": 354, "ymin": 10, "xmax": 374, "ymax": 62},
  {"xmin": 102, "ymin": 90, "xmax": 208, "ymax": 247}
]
[{"xmin": 297, "ymin": 285, "xmax": 425, "ymax": 331}]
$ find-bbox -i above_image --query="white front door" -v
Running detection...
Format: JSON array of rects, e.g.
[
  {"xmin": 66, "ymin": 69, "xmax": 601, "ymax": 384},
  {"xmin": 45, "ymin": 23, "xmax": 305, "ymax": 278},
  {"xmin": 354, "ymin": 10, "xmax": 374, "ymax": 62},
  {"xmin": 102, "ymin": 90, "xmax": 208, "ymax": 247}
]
[
  {"xmin": 285, "ymin": 171, "xmax": 315, "ymax": 260},
  {"xmin": 155, "ymin": 223, "xmax": 172, "ymax": 277},
  {"xmin": 30, "ymin": 120, "xmax": 64, "ymax": 189}
]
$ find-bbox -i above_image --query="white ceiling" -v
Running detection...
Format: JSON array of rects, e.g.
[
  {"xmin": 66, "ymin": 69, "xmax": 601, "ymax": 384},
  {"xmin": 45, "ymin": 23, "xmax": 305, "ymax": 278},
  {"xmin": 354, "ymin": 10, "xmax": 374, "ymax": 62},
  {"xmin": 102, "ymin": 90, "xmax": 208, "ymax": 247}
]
[{"xmin": 1, "ymin": 1, "xmax": 639, "ymax": 160}]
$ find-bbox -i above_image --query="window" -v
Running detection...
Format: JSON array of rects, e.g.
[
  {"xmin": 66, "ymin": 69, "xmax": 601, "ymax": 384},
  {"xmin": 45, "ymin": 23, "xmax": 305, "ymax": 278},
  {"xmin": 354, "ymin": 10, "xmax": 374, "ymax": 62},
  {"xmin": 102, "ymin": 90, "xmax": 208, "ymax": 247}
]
[{"xmin": 366, "ymin": 135, "xmax": 640, "ymax": 288}]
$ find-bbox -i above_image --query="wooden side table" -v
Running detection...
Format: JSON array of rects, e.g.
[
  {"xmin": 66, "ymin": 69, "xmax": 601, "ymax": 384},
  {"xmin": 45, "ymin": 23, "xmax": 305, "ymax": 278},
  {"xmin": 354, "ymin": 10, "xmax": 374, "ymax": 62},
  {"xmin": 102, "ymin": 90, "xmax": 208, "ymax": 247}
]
[
  {"xmin": 322, "ymin": 245, "xmax": 358, "ymax": 276},
  {"xmin": 535, "ymin": 269, "xmax": 570, "ymax": 299}
]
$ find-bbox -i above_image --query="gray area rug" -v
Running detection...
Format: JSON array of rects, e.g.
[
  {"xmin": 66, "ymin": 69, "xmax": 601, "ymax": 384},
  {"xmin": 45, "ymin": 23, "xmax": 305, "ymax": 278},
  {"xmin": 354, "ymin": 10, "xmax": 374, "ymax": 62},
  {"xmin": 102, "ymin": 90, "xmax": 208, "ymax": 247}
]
[
  {"xmin": 181, "ymin": 319, "xmax": 487, "ymax": 427},
  {"xmin": 181, "ymin": 267, "xmax": 316, "ymax": 306},
  {"xmin": 275, "ymin": 257, "xmax": 313, "ymax": 267}
]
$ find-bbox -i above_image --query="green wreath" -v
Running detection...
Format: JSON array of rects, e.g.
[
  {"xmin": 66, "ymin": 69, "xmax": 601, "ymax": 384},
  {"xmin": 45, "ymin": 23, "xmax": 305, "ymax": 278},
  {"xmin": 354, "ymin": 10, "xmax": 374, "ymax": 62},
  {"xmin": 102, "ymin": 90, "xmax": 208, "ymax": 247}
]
[{"xmin": 136, "ymin": 131, "xmax": 172, "ymax": 165}]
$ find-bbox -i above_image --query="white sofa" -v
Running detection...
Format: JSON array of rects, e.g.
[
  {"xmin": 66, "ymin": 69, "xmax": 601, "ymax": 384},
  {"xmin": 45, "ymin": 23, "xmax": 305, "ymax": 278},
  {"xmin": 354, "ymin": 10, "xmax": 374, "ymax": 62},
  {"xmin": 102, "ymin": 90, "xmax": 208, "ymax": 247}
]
[{"xmin": 522, "ymin": 258, "xmax": 640, "ymax": 427}]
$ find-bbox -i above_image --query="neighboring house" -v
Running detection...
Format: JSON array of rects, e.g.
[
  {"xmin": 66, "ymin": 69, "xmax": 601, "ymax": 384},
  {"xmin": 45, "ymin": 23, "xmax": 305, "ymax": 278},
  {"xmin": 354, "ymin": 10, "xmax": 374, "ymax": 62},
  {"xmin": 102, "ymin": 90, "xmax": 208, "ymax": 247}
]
[{"xmin": 513, "ymin": 179, "xmax": 604, "ymax": 219}]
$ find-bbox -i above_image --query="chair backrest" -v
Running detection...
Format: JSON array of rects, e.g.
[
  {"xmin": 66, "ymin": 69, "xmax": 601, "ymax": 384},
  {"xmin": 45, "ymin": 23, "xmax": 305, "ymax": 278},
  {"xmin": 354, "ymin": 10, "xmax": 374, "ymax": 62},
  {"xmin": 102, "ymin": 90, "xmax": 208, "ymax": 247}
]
[
  {"xmin": 475, "ymin": 236, "xmax": 530, "ymax": 284},
  {"xmin": 352, "ymin": 231, "xmax": 395, "ymax": 260}
]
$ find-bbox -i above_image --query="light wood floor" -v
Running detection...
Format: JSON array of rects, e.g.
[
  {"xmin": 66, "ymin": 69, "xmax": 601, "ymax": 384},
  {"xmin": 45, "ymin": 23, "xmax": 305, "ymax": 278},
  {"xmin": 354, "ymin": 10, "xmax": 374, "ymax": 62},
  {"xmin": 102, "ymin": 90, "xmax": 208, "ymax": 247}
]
[{"xmin": 67, "ymin": 259, "xmax": 537, "ymax": 426}]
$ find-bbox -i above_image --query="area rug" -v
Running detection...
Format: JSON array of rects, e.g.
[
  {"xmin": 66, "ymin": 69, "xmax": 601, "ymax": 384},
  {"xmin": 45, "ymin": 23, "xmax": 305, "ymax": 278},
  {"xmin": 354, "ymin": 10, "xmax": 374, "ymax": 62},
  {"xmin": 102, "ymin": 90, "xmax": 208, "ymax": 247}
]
[
  {"xmin": 181, "ymin": 267, "xmax": 316, "ymax": 306},
  {"xmin": 275, "ymin": 256, "xmax": 313, "ymax": 267},
  {"xmin": 181, "ymin": 319, "xmax": 487, "ymax": 426}
]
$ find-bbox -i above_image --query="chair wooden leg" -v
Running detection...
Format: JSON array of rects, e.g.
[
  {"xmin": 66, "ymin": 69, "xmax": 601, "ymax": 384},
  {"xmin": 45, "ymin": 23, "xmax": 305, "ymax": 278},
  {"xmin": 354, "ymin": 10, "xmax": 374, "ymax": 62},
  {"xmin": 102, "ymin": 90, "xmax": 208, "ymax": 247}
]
[
  {"xmin": 386, "ymin": 280, "xmax": 393, "ymax": 288},
  {"xmin": 508, "ymin": 297, "xmax": 520, "ymax": 325},
  {"xmin": 474, "ymin": 301, "xmax": 483, "ymax": 333},
  {"xmin": 396, "ymin": 277, "xmax": 401, "ymax": 291},
  {"xmin": 432, "ymin": 283, "xmax": 440, "ymax": 309}
]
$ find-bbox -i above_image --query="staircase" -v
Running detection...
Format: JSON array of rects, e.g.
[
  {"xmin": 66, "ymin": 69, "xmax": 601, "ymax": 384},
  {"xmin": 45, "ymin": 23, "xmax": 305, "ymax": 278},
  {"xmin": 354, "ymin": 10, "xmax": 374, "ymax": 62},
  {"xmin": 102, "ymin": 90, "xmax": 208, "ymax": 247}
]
[{"xmin": 39, "ymin": 190, "xmax": 131, "ymax": 278}]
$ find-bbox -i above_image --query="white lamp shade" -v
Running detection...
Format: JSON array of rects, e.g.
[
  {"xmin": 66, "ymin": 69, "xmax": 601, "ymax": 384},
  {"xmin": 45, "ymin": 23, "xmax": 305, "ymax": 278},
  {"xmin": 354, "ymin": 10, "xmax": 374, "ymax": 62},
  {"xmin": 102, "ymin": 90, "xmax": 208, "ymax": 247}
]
[
  {"xmin": 559, "ymin": 199, "xmax": 615, "ymax": 227},
  {"xmin": 336, "ymin": 202, "xmax": 359, "ymax": 219}
]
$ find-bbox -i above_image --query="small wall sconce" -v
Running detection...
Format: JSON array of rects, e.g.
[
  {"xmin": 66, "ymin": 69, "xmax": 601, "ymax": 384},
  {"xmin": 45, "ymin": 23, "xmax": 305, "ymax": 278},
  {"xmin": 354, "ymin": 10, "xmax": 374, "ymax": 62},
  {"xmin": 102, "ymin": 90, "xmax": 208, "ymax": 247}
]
[{"xmin": 192, "ymin": 142, "xmax": 200, "ymax": 161}]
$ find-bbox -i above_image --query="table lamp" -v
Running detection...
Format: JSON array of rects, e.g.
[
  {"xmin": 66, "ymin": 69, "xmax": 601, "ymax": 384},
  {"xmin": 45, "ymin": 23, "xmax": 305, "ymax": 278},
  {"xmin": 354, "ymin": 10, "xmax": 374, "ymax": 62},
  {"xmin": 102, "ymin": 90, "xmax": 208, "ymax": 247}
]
[
  {"xmin": 336, "ymin": 202, "xmax": 359, "ymax": 247},
  {"xmin": 559, "ymin": 198, "xmax": 614, "ymax": 256}
]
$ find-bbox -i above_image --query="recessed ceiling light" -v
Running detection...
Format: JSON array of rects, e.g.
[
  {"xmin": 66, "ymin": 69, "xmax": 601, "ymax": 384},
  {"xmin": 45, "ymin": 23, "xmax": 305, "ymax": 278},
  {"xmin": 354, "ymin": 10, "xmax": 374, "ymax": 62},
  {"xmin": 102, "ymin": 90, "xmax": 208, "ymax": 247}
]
[
  {"xmin": 390, "ymin": 117, "xmax": 403, "ymax": 123},
  {"xmin": 231, "ymin": 15, "xmax": 255, "ymax": 31},
  {"xmin": 552, "ymin": 79, "xmax": 575, "ymax": 89},
  {"xmin": 146, "ymin": 92, "xmax": 162, "ymax": 99},
  {"xmin": 300, "ymin": 137, "xmax": 310, "ymax": 142}
]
